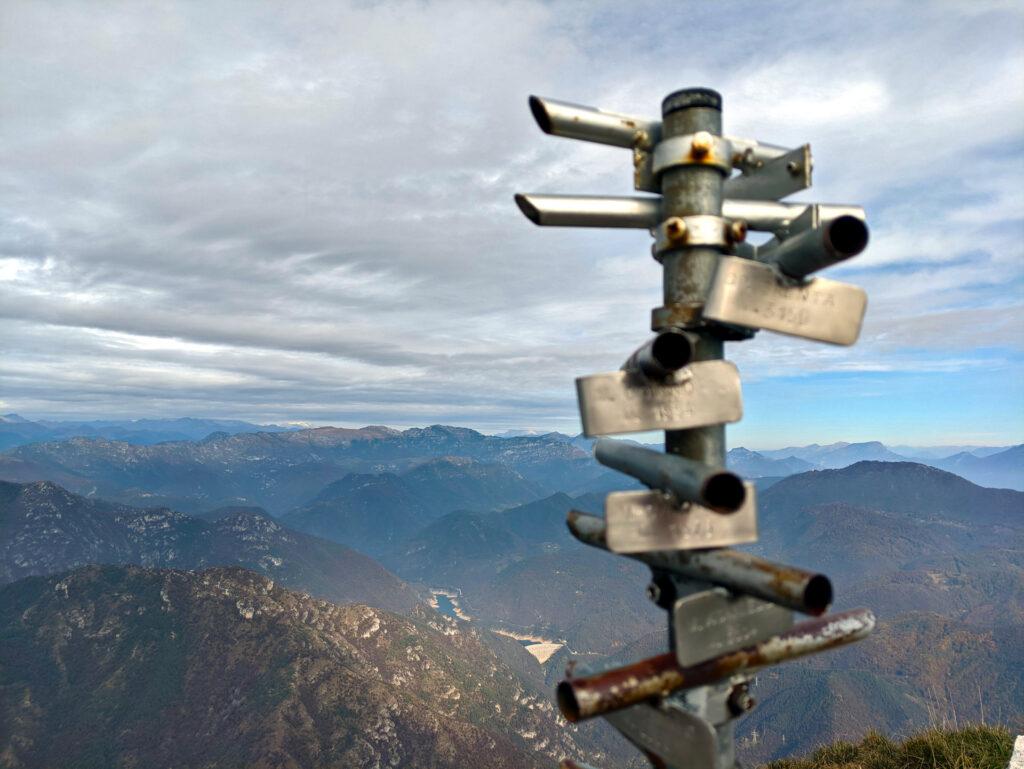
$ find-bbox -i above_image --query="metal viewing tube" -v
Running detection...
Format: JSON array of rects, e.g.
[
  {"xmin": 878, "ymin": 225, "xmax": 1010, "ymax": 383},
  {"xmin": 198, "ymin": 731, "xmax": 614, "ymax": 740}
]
[
  {"xmin": 622, "ymin": 329, "xmax": 696, "ymax": 380},
  {"xmin": 567, "ymin": 510, "xmax": 833, "ymax": 615},
  {"xmin": 594, "ymin": 438, "xmax": 746, "ymax": 513},
  {"xmin": 557, "ymin": 607, "xmax": 875, "ymax": 722},
  {"xmin": 765, "ymin": 215, "xmax": 869, "ymax": 278}
]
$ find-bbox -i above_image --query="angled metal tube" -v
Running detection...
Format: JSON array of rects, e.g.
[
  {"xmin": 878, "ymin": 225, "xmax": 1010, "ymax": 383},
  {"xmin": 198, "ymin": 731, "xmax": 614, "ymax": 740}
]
[
  {"xmin": 566, "ymin": 510, "xmax": 832, "ymax": 614},
  {"xmin": 622, "ymin": 329, "xmax": 696, "ymax": 379},
  {"xmin": 594, "ymin": 438, "xmax": 745, "ymax": 513},
  {"xmin": 513, "ymin": 194, "xmax": 867, "ymax": 237},
  {"xmin": 514, "ymin": 194, "xmax": 660, "ymax": 228},
  {"xmin": 556, "ymin": 608, "xmax": 875, "ymax": 722},
  {"xmin": 529, "ymin": 95, "xmax": 659, "ymax": 148},
  {"xmin": 764, "ymin": 215, "xmax": 869, "ymax": 278}
]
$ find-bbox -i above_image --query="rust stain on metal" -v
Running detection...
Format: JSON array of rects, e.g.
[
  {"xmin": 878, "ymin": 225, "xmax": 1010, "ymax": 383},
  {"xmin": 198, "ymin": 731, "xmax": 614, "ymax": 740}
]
[{"xmin": 557, "ymin": 608, "xmax": 874, "ymax": 721}]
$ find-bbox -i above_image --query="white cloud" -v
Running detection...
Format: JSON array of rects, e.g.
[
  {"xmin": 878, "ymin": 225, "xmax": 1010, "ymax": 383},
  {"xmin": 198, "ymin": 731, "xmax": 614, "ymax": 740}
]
[{"xmin": 0, "ymin": 0, "xmax": 1022, "ymax": 435}]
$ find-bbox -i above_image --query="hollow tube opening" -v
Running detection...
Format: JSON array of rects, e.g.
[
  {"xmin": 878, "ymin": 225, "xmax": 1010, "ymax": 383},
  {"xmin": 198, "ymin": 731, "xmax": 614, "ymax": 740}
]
[
  {"xmin": 827, "ymin": 215, "xmax": 869, "ymax": 257},
  {"xmin": 514, "ymin": 194, "xmax": 541, "ymax": 224},
  {"xmin": 556, "ymin": 682, "xmax": 581, "ymax": 722},
  {"xmin": 703, "ymin": 473, "xmax": 746, "ymax": 513},
  {"xmin": 803, "ymin": 575, "xmax": 834, "ymax": 616},
  {"xmin": 529, "ymin": 96, "xmax": 553, "ymax": 134},
  {"xmin": 651, "ymin": 331, "xmax": 694, "ymax": 371}
]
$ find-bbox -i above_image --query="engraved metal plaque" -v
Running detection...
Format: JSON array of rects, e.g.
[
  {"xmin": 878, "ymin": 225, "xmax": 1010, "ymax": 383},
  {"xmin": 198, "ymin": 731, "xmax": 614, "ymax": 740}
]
[
  {"xmin": 604, "ymin": 700, "xmax": 718, "ymax": 769},
  {"xmin": 673, "ymin": 588, "xmax": 794, "ymax": 667},
  {"xmin": 605, "ymin": 483, "xmax": 757, "ymax": 554},
  {"xmin": 575, "ymin": 360, "xmax": 742, "ymax": 437},
  {"xmin": 704, "ymin": 256, "xmax": 867, "ymax": 346}
]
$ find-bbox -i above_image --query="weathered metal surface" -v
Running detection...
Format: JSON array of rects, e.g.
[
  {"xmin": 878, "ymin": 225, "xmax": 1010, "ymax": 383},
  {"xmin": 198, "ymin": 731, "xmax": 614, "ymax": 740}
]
[
  {"xmin": 594, "ymin": 439, "xmax": 746, "ymax": 513},
  {"xmin": 704, "ymin": 256, "xmax": 868, "ymax": 346},
  {"xmin": 604, "ymin": 700, "xmax": 718, "ymax": 769},
  {"xmin": 673, "ymin": 588, "xmax": 793, "ymax": 667},
  {"xmin": 761, "ymin": 214, "xmax": 870, "ymax": 278},
  {"xmin": 529, "ymin": 95, "xmax": 659, "ymax": 149},
  {"xmin": 605, "ymin": 484, "xmax": 757, "ymax": 553},
  {"xmin": 727, "ymin": 136, "xmax": 790, "ymax": 172},
  {"xmin": 724, "ymin": 144, "xmax": 811, "ymax": 201},
  {"xmin": 652, "ymin": 214, "xmax": 732, "ymax": 256},
  {"xmin": 576, "ymin": 361, "xmax": 742, "ymax": 437},
  {"xmin": 567, "ymin": 510, "xmax": 833, "ymax": 615},
  {"xmin": 622, "ymin": 329, "xmax": 696, "ymax": 380},
  {"xmin": 556, "ymin": 608, "xmax": 876, "ymax": 722},
  {"xmin": 652, "ymin": 132, "xmax": 733, "ymax": 175},
  {"xmin": 725, "ymin": 200, "xmax": 865, "ymax": 236}
]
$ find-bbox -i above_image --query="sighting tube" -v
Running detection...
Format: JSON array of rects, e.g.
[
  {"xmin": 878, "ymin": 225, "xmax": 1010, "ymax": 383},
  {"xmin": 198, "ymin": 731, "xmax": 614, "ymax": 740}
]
[
  {"xmin": 528, "ymin": 95, "xmax": 659, "ymax": 148},
  {"xmin": 594, "ymin": 438, "xmax": 745, "ymax": 513},
  {"xmin": 556, "ymin": 607, "xmax": 875, "ymax": 722},
  {"xmin": 766, "ymin": 215, "xmax": 869, "ymax": 279},
  {"xmin": 622, "ymin": 329, "xmax": 696, "ymax": 379},
  {"xmin": 567, "ymin": 510, "xmax": 832, "ymax": 615}
]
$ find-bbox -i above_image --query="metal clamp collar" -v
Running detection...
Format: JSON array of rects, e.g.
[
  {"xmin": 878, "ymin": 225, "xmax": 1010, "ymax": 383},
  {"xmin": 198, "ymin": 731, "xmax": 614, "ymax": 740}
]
[
  {"xmin": 652, "ymin": 132, "xmax": 733, "ymax": 176},
  {"xmin": 652, "ymin": 215, "xmax": 735, "ymax": 258}
]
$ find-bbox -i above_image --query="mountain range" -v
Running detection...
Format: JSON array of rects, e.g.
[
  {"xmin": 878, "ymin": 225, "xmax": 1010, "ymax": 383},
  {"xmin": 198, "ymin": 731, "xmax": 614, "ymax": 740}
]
[
  {"xmin": 727, "ymin": 441, "xmax": 1023, "ymax": 490},
  {"xmin": 0, "ymin": 420, "xmax": 1021, "ymax": 766},
  {"xmin": 0, "ymin": 565, "xmax": 635, "ymax": 769},
  {"xmin": 0, "ymin": 413, "xmax": 296, "ymax": 449}
]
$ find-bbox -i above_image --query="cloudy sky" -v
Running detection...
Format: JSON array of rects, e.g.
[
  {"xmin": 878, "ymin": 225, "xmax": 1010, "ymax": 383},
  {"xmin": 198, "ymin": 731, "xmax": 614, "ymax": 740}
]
[{"xmin": 2, "ymin": 0, "xmax": 1022, "ymax": 447}]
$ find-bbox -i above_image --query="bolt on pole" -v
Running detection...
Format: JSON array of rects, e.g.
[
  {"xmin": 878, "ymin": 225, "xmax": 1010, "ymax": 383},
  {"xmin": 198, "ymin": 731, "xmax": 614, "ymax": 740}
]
[{"xmin": 516, "ymin": 87, "xmax": 874, "ymax": 769}]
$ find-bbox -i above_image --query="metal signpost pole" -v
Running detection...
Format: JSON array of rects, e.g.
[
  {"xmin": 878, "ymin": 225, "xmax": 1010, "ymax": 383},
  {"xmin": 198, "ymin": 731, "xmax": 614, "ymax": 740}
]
[{"xmin": 516, "ymin": 87, "xmax": 875, "ymax": 769}]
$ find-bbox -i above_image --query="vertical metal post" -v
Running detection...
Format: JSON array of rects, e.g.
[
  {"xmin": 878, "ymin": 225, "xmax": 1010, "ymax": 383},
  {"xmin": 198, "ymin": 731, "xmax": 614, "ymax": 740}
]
[
  {"xmin": 658, "ymin": 89, "xmax": 727, "ymax": 467},
  {"xmin": 657, "ymin": 87, "xmax": 733, "ymax": 769}
]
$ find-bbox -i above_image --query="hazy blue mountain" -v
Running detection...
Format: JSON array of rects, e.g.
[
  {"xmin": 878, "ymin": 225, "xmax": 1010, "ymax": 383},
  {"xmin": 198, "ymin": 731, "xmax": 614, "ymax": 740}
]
[
  {"xmin": 759, "ymin": 461, "xmax": 1023, "ymax": 527},
  {"xmin": 282, "ymin": 457, "xmax": 542, "ymax": 556},
  {"xmin": 0, "ymin": 425, "xmax": 598, "ymax": 513},
  {"xmin": 727, "ymin": 447, "xmax": 815, "ymax": 477},
  {"xmin": 921, "ymin": 443, "xmax": 1024, "ymax": 490},
  {"xmin": 0, "ymin": 480, "xmax": 420, "ymax": 613},
  {"xmin": 889, "ymin": 444, "xmax": 1013, "ymax": 459},
  {"xmin": 0, "ymin": 414, "xmax": 296, "ymax": 450}
]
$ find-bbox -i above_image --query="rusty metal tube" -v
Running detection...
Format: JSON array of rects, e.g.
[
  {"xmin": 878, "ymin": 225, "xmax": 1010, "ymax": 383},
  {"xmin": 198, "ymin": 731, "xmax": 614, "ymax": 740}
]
[
  {"xmin": 567, "ymin": 510, "xmax": 832, "ymax": 614},
  {"xmin": 529, "ymin": 95, "xmax": 659, "ymax": 149},
  {"xmin": 622, "ymin": 329, "xmax": 696, "ymax": 379},
  {"xmin": 556, "ymin": 607, "xmax": 875, "ymax": 722},
  {"xmin": 766, "ymin": 215, "xmax": 869, "ymax": 278},
  {"xmin": 594, "ymin": 438, "xmax": 745, "ymax": 513}
]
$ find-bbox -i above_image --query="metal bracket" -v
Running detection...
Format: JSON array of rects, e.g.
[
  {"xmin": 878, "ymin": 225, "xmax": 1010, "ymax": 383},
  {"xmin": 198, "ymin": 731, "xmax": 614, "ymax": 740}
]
[
  {"xmin": 653, "ymin": 133, "xmax": 734, "ymax": 176},
  {"xmin": 724, "ymin": 144, "xmax": 812, "ymax": 201}
]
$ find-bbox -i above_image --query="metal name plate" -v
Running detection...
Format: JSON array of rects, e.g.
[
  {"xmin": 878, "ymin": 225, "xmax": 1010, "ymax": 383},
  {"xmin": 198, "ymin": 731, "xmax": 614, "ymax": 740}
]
[
  {"xmin": 575, "ymin": 360, "xmax": 742, "ymax": 437},
  {"xmin": 604, "ymin": 701, "xmax": 718, "ymax": 768},
  {"xmin": 673, "ymin": 588, "xmax": 794, "ymax": 667},
  {"xmin": 605, "ymin": 483, "xmax": 757, "ymax": 554},
  {"xmin": 704, "ymin": 256, "xmax": 867, "ymax": 346}
]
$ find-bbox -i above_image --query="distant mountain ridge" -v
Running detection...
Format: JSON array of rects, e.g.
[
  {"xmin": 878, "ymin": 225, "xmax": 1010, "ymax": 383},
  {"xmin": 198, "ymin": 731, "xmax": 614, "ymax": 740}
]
[
  {"xmin": 0, "ymin": 414, "xmax": 296, "ymax": 449},
  {"xmin": 729, "ymin": 441, "xmax": 1023, "ymax": 490},
  {"xmin": 0, "ymin": 479, "xmax": 420, "ymax": 613},
  {"xmin": 0, "ymin": 425, "xmax": 599, "ymax": 514}
]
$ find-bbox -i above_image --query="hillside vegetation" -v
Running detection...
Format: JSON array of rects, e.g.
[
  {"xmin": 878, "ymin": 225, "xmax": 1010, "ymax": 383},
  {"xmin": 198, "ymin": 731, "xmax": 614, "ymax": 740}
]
[{"xmin": 764, "ymin": 725, "xmax": 1015, "ymax": 769}]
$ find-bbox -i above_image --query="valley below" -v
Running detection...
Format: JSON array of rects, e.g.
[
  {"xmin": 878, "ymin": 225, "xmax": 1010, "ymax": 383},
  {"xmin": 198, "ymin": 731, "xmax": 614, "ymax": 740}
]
[{"xmin": 0, "ymin": 420, "xmax": 1021, "ymax": 767}]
